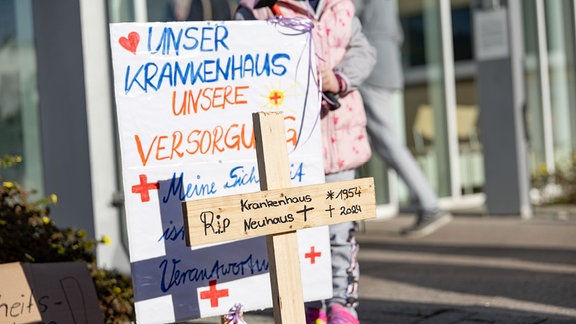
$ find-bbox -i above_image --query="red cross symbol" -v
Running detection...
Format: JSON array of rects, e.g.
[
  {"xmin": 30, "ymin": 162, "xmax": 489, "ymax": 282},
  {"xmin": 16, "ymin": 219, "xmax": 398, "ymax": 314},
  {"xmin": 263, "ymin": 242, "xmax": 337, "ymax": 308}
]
[
  {"xmin": 200, "ymin": 280, "xmax": 229, "ymax": 308},
  {"xmin": 305, "ymin": 246, "xmax": 322, "ymax": 264},
  {"xmin": 269, "ymin": 91, "xmax": 282, "ymax": 105},
  {"xmin": 131, "ymin": 174, "xmax": 159, "ymax": 202}
]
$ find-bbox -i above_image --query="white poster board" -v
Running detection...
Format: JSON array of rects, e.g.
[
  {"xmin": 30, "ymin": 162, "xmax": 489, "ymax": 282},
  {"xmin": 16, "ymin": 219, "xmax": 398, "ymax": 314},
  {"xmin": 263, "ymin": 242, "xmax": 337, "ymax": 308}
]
[{"xmin": 109, "ymin": 20, "xmax": 331, "ymax": 323}]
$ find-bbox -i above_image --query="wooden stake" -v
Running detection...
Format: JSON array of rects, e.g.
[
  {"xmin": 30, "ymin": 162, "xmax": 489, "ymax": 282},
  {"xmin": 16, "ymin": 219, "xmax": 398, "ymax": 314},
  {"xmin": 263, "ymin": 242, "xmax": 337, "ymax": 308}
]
[{"xmin": 252, "ymin": 111, "xmax": 306, "ymax": 324}]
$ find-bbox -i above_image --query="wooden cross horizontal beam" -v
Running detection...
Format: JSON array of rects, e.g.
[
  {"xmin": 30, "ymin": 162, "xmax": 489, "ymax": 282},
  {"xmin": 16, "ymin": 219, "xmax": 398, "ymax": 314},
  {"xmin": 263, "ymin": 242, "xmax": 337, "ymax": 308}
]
[{"xmin": 182, "ymin": 177, "xmax": 375, "ymax": 246}]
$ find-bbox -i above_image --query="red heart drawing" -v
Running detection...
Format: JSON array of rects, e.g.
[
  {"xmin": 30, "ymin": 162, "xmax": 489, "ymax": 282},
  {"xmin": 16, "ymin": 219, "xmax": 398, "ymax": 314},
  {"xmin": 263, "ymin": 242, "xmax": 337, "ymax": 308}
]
[{"xmin": 119, "ymin": 32, "xmax": 140, "ymax": 54}]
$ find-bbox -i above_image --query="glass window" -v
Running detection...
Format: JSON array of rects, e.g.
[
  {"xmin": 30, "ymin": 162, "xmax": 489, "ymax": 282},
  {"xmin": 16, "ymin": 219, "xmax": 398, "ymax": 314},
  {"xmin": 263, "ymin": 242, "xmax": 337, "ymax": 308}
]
[
  {"xmin": 400, "ymin": 1, "xmax": 452, "ymax": 198},
  {"xmin": 524, "ymin": 0, "xmax": 576, "ymax": 175},
  {"xmin": 0, "ymin": 0, "xmax": 43, "ymax": 195},
  {"xmin": 454, "ymin": 78, "xmax": 483, "ymax": 195},
  {"xmin": 523, "ymin": 0, "xmax": 547, "ymax": 175},
  {"xmin": 404, "ymin": 5, "xmax": 473, "ymax": 67},
  {"xmin": 545, "ymin": 0, "xmax": 576, "ymax": 164},
  {"xmin": 451, "ymin": 4, "xmax": 483, "ymax": 195},
  {"xmin": 108, "ymin": 0, "xmax": 135, "ymax": 23},
  {"xmin": 451, "ymin": 6, "xmax": 473, "ymax": 62}
]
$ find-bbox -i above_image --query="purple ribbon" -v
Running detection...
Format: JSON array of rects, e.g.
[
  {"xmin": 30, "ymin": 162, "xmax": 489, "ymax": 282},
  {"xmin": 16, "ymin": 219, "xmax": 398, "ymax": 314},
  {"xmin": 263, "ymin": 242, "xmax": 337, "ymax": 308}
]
[
  {"xmin": 224, "ymin": 303, "xmax": 246, "ymax": 324},
  {"xmin": 266, "ymin": 16, "xmax": 314, "ymax": 35}
]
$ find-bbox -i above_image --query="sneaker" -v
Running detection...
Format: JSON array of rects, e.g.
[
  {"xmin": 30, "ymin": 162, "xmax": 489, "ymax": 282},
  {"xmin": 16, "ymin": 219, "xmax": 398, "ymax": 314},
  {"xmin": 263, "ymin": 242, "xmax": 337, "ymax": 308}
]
[
  {"xmin": 306, "ymin": 307, "xmax": 327, "ymax": 324},
  {"xmin": 327, "ymin": 304, "xmax": 359, "ymax": 324},
  {"xmin": 400, "ymin": 210, "xmax": 452, "ymax": 238}
]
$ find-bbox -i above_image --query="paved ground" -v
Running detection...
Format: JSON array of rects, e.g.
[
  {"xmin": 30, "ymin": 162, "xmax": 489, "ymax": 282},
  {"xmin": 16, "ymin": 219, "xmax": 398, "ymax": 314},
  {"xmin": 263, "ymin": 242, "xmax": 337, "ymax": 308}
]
[{"xmin": 190, "ymin": 206, "xmax": 576, "ymax": 323}]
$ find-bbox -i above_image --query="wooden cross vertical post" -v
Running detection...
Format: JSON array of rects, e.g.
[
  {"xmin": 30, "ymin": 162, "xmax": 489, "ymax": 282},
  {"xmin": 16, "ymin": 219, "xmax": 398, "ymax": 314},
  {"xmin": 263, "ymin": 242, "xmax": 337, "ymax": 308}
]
[{"xmin": 252, "ymin": 111, "xmax": 306, "ymax": 323}]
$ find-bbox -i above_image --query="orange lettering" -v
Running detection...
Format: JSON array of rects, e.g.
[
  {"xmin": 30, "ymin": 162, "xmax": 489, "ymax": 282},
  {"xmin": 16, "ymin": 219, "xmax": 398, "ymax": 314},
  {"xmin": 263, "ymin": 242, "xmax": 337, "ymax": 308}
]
[
  {"xmin": 171, "ymin": 131, "xmax": 184, "ymax": 159},
  {"xmin": 172, "ymin": 90, "xmax": 187, "ymax": 116},
  {"xmin": 212, "ymin": 87, "xmax": 224, "ymax": 109},
  {"xmin": 156, "ymin": 135, "xmax": 169, "ymax": 160},
  {"xmin": 224, "ymin": 86, "xmax": 234, "ymax": 106},
  {"xmin": 225, "ymin": 123, "xmax": 240, "ymax": 150},
  {"xmin": 135, "ymin": 134, "xmax": 158, "ymax": 166},
  {"xmin": 199, "ymin": 130, "xmax": 211, "ymax": 154},
  {"xmin": 171, "ymin": 85, "xmax": 250, "ymax": 116},
  {"xmin": 135, "ymin": 119, "xmax": 295, "ymax": 163},
  {"xmin": 200, "ymin": 88, "xmax": 212, "ymax": 111},
  {"xmin": 234, "ymin": 85, "xmax": 248, "ymax": 104},
  {"xmin": 284, "ymin": 115, "xmax": 297, "ymax": 147},
  {"xmin": 241, "ymin": 123, "xmax": 255, "ymax": 149},
  {"xmin": 187, "ymin": 129, "xmax": 202, "ymax": 154},
  {"xmin": 212, "ymin": 126, "xmax": 225, "ymax": 153},
  {"xmin": 190, "ymin": 89, "xmax": 201, "ymax": 113}
]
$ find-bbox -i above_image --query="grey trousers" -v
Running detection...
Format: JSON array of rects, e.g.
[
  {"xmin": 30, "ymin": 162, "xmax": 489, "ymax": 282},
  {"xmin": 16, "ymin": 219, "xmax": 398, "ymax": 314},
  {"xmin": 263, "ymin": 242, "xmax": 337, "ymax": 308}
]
[
  {"xmin": 325, "ymin": 170, "xmax": 359, "ymax": 315},
  {"xmin": 360, "ymin": 83, "xmax": 439, "ymax": 212}
]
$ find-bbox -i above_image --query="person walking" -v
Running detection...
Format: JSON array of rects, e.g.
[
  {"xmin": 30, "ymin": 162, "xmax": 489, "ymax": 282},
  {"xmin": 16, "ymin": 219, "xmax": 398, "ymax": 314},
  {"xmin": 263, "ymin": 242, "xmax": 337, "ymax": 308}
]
[
  {"xmin": 353, "ymin": 0, "xmax": 452, "ymax": 238},
  {"xmin": 236, "ymin": 1, "xmax": 376, "ymax": 323}
]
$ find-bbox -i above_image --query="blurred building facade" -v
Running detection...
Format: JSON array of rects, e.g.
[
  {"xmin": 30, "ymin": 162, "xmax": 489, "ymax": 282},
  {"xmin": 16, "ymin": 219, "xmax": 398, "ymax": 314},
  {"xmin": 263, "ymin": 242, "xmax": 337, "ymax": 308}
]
[{"xmin": 0, "ymin": 0, "xmax": 574, "ymax": 271}]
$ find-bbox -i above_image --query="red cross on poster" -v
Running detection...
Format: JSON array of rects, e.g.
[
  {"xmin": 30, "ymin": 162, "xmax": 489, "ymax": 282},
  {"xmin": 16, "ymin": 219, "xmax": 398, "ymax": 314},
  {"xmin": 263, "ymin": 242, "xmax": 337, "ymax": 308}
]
[
  {"xmin": 199, "ymin": 280, "xmax": 229, "ymax": 308},
  {"xmin": 305, "ymin": 246, "xmax": 322, "ymax": 264},
  {"xmin": 131, "ymin": 174, "xmax": 159, "ymax": 202}
]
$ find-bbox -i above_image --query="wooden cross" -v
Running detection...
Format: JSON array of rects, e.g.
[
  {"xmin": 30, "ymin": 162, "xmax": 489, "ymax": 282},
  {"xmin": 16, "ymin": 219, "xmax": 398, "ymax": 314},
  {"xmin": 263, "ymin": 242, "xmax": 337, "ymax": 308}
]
[{"xmin": 182, "ymin": 111, "xmax": 376, "ymax": 323}]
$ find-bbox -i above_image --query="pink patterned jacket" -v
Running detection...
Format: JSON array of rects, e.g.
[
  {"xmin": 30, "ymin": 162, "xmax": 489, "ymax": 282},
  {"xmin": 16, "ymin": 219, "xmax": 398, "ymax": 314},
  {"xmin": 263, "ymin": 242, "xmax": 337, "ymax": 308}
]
[{"xmin": 237, "ymin": 0, "xmax": 372, "ymax": 174}]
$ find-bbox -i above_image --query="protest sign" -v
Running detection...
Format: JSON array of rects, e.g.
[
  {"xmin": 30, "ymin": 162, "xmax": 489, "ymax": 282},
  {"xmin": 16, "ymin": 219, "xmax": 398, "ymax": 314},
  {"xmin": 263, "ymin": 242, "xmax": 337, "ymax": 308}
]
[
  {"xmin": 109, "ymin": 19, "xmax": 331, "ymax": 323},
  {"xmin": 0, "ymin": 262, "xmax": 41, "ymax": 323},
  {"xmin": 0, "ymin": 262, "xmax": 103, "ymax": 323}
]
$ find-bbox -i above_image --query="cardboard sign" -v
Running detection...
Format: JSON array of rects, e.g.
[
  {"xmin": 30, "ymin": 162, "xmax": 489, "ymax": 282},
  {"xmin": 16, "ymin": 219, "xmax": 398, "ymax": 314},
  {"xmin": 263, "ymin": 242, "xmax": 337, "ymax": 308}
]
[
  {"xmin": 0, "ymin": 262, "xmax": 103, "ymax": 324},
  {"xmin": 0, "ymin": 262, "xmax": 41, "ymax": 323},
  {"xmin": 183, "ymin": 177, "xmax": 376, "ymax": 246},
  {"xmin": 109, "ymin": 20, "xmax": 331, "ymax": 323}
]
